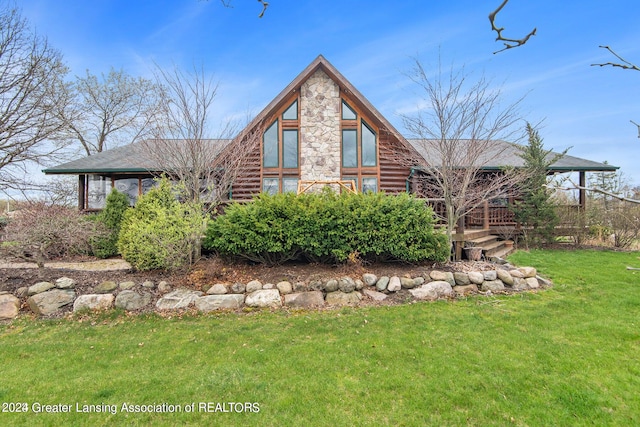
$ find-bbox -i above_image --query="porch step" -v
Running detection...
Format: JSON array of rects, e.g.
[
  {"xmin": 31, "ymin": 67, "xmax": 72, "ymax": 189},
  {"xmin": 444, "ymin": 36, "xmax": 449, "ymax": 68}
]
[
  {"xmin": 462, "ymin": 229, "xmax": 490, "ymax": 240},
  {"xmin": 463, "ymin": 232, "xmax": 515, "ymax": 260},
  {"xmin": 468, "ymin": 234, "xmax": 498, "ymax": 246},
  {"xmin": 490, "ymin": 245, "xmax": 515, "ymax": 260}
]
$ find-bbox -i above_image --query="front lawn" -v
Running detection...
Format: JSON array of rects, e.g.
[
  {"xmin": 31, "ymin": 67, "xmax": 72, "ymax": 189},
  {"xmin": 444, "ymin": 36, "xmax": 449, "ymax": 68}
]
[{"xmin": 1, "ymin": 249, "xmax": 639, "ymax": 426}]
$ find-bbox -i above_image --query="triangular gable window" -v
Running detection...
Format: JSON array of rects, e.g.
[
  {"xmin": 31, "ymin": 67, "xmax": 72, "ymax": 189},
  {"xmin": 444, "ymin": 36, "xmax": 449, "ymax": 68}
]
[{"xmin": 342, "ymin": 100, "xmax": 357, "ymax": 120}]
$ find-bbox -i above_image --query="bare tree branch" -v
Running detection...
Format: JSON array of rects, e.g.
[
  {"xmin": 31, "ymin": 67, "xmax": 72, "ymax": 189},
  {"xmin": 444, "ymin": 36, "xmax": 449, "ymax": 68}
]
[
  {"xmin": 591, "ymin": 45, "xmax": 640, "ymax": 72},
  {"xmin": 548, "ymin": 178, "xmax": 640, "ymax": 205},
  {"xmin": 489, "ymin": 0, "xmax": 537, "ymax": 54},
  {"xmin": 218, "ymin": 0, "xmax": 269, "ymax": 18}
]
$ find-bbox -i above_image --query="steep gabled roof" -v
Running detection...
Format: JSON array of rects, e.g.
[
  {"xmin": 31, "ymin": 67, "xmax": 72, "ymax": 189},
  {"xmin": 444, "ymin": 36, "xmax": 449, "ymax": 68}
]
[{"xmin": 407, "ymin": 139, "xmax": 618, "ymax": 172}]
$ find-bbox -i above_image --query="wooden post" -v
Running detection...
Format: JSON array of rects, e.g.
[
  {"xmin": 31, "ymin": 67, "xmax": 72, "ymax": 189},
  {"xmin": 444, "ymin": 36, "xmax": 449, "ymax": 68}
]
[
  {"xmin": 579, "ymin": 171, "xmax": 586, "ymax": 212},
  {"xmin": 483, "ymin": 200, "xmax": 490, "ymax": 230},
  {"xmin": 78, "ymin": 174, "xmax": 86, "ymax": 211}
]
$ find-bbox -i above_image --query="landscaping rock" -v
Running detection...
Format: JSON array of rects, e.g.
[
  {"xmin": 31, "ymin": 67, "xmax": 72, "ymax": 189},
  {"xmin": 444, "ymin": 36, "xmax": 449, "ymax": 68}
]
[
  {"xmin": 115, "ymin": 290, "xmax": 152, "ymax": 311},
  {"xmin": 468, "ymin": 271, "xmax": 485, "ymax": 285},
  {"xmin": 28, "ymin": 282, "xmax": 54, "ymax": 296},
  {"xmin": 338, "ymin": 277, "xmax": 356, "ymax": 293},
  {"xmin": 401, "ymin": 277, "xmax": 417, "ymax": 289},
  {"xmin": 325, "ymin": 291, "xmax": 362, "ymax": 306},
  {"xmin": 355, "ymin": 279, "xmax": 364, "ymax": 290},
  {"xmin": 481, "ymin": 280, "xmax": 505, "ymax": 292},
  {"xmin": 453, "ymin": 272, "xmax": 470, "ymax": 286},
  {"xmin": 512, "ymin": 278, "xmax": 529, "ymax": 291},
  {"xmin": 55, "ymin": 277, "xmax": 76, "ymax": 289},
  {"xmin": 284, "ymin": 291, "xmax": 325, "ymax": 308},
  {"xmin": 0, "ymin": 294, "xmax": 20, "ymax": 320},
  {"xmin": 245, "ymin": 289, "xmax": 282, "ymax": 308},
  {"xmin": 262, "ymin": 283, "xmax": 275, "ymax": 290},
  {"xmin": 525, "ymin": 277, "xmax": 540, "ymax": 289},
  {"xmin": 483, "ymin": 270, "xmax": 498, "ymax": 281},
  {"xmin": 413, "ymin": 277, "xmax": 425, "ymax": 287},
  {"xmin": 324, "ymin": 279, "xmax": 339, "ymax": 292},
  {"xmin": 15, "ymin": 287, "xmax": 28, "ymax": 298},
  {"xmin": 509, "ymin": 269, "xmax": 525, "ymax": 278},
  {"xmin": 453, "ymin": 284, "xmax": 478, "ymax": 295},
  {"xmin": 387, "ymin": 276, "xmax": 401, "ymax": 292},
  {"xmin": 536, "ymin": 276, "xmax": 552, "ymax": 287},
  {"xmin": 276, "ymin": 281, "xmax": 293, "ymax": 295},
  {"xmin": 231, "ymin": 282, "xmax": 246, "ymax": 294},
  {"xmin": 195, "ymin": 294, "xmax": 244, "ymax": 312},
  {"xmin": 157, "ymin": 281, "xmax": 171, "ymax": 294},
  {"xmin": 376, "ymin": 276, "xmax": 390, "ymax": 292},
  {"xmin": 94, "ymin": 281, "xmax": 118, "ymax": 294},
  {"xmin": 207, "ymin": 284, "xmax": 228, "ymax": 295},
  {"xmin": 362, "ymin": 273, "xmax": 378, "ymax": 286},
  {"xmin": 308, "ymin": 280, "xmax": 323, "ymax": 291},
  {"xmin": 430, "ymin": 271, "xmax": 455, "ymax": 286},
  {"xmin": 294, "ymin": 281, "xmax": 308, "ymax": 292},
  {"xmin": 519, "ymin": 267, "xmax": 537, "ymax": 278},
  {"xmin": 142, "ymin": 281, "xmax": 155, "ymax": 289},
  {"xmin": 246, "ymin": 280, "xmax": 263, "ymax": 293},
  {"xmin": 155, "ymin": 289, "xmax": 203, "ymax": 310},
  {"xmin": 363, "ymin": 289, "xmax": 388, "ymax": 302},
  {"xmin": 119, "ymin": 281, "xmax": 136, "ymax": 290},
  {"xmin": 28, "ymin": 289, "xmax": 75, "ymax": 316},
  {"xmin": 73, "ymin": 294, "xmax": 114, "ymax": 312},
  {"xmin": 496, "ymin": 270, "xmax": 514, "ymax": 286},
  {"xmin": 409, "ymin": 281, "xmax": 454, "ymax": 300}
]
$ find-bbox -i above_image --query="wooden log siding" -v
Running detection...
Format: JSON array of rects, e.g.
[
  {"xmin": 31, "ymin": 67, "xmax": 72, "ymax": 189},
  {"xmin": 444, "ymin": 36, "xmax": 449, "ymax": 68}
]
[
  {"xmin": 229, "ymin": 148, "xmax": 262, "ymax": 201},
  {"xmin": 379, "ymin": 133, "xmax": 412, "ymax": 194}
]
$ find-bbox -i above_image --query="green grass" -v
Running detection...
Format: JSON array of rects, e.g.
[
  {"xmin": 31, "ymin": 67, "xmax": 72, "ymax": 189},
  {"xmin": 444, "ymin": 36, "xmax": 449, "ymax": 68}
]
[{"xmin": 1, "ymin": 249, "xmax": 640, "ymax": 426}]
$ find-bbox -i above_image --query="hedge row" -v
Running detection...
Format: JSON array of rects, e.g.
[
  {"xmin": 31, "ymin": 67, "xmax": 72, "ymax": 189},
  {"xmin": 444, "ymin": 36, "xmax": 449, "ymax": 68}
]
[{"xmin": 203, "ymin": 191, "xmax": 449, "ymax": 265}]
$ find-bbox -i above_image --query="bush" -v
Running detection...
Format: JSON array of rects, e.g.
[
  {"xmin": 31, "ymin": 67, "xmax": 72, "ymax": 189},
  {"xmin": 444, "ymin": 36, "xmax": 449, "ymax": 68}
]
[
  {"xmin": 90, "ymin": 188, "xmax": 130, "ymax": 258},
  {"xmin": 117, "ymin": 179, "xmax": 204, "ymax": 271},
  {"xmin": 1, "ymin": 202, "xmax": 107, "ymax": 267},
  {"xmin": 203, "ymin": 191, "xmax": 448, "ymax": 265}
]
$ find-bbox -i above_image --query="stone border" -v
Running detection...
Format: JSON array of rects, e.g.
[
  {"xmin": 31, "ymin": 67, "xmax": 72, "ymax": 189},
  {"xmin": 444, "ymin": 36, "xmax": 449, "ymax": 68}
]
[{"xmin": 0, "ymin": 260, "xmax": 551, "ymax": 321}]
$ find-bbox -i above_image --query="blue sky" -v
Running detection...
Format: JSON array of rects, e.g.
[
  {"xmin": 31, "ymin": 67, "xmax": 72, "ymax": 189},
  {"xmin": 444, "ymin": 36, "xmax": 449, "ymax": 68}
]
[{"xmin": 20, "ymin": 0, "xmax": 640, "ymax": 185}]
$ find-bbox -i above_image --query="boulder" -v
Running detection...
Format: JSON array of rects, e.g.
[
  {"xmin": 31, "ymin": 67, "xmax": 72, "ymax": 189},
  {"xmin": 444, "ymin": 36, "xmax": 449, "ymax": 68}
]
[
  {"xmin": 387, "ymin": 276, "xmax": 401, "ymax": 292},
  {"xmin": 483, "ymin": 270, "xmax": 498, "ymax": 281},
  {"xmin": 293, "ymin": 281, "xmax": 308, "ymax": 292},
  {"xmin": 496, "ymin": 269, "xmax": 514, "ymax": 286},
  {"xmin": 536, "ymin": 276, "xmax": 553, "ymax": 287},
  {"xmin": 354, "ymin": 279, "xmax": 364, "ymax": 290},
  {"xmin": 481, "ymin": 280, "xmax": 505, "ymax": 292},
  {"xmin": 28, "ymin": 281, "xmax": 54, "ymax": 296},
  {"xmin": 15, "ymin": 287, "xmax": 28, "ymax": 298},
  {"xmin": 325, "ymin": 291, "xmax": 362, "ymax": 306},
  {"xmin": 362, "ymin": 273, "xmax": 378, "ymax": 286},
  {"xmin": 207, "ymin": 284, "xmax": 228, "ymax": 295},
  {"xmin": 115, "ymin": 290, "xmax": 152, "ymax": 311},
  {"xmin": 324, "ymin": 279, "xmax": 339, "ymax": 292},
  {"xmin": 376, "ymin": 276, "xmax": 390, "ymax": 292},
  {"xmin": 262, "ymin": 283, "xmax": 275, "ymax": 290},
  {"xmin": 413, "ymin": 277, "xmax": 425, "ymax": 287},
  {"xmin": 118, "ymin": 281, "xmax": 136, "ymax": 290},
  {"xmin": 142, "ymin": 281, "xmax": 155, "ymax": 289},
  {"xmin": 401, "ymin": 277, "xmax": 417, "ymax": 289},
  {"xmin": 519, "ymin": 267, "xmax": 537, "ymax": 278},
  {"xmin": 509, "ymin": 269, "xmax": 525, "ymax": 278},
  {"xmin": 28, "ymin": 289, "xmax": 75, "ymax": 316},
  {"xmin": 155, "ymin": 289, "xmax": 203, "ymax": 310},
  {"xmin": 526, "ymin": 277, "xmax": 540, "ymax": 289},
  {"xmin": 231, "ymin": 282, "xmax": 246, "ymax": 294},
  {"xmin": 308, "ymin": 280, "xmax": 323, "ymax": 291},
  {"xmin": 94, "ymin": 281, "xmax": 118, "ymax": 294},
  {"xmin": 453, "ymin": 284, "xmax": 479, "ymax": 295},
  {"xmin": 338, "ymin": 277, "xmax": 356, "ymax": 293},
  {"xmin": 512, "ymin": 278, "xmax": 529, "ymax": 291},
  {"xmin": 363, "ymin": 289, "xmax": 388, "ymax": 302},
  {"xmin": 453, "ymin": 272, "xmax": 470, "ymax": 286},
  {"xmin": 245, "ymin": 280, "xmax": 263, "ymax": 293},
  {"xmin": 73, "ymin": 294, "xmax": 114, "ymax": 312},
  {"xmin": 55, "ymin": 277, "xmax": 76, "ymax": 289},
  {"xmin": 468, "ymin": 271, "xmax": 485, "ymax": 285},
  {"xmin": 284, "ymin": 291, "xmax": 325, "ymax": 308},
  {"xmin": 195, "ymin": 294, "xmax": 245, "ymax": 312},
  {"xmin": 430, "ymin": 271, "xmax": 455, "ymax": 286},
  {"xmin": 157, "ymin": 281, "xmax": 171, "ymax": 294},
  {"xmin": 245, "ymin": 289, "xmax": 282, "ymax": 308},
  {"xmin": 0, "ymin": 294, "xmax": 20, "ymax": 320},
  {"xmin": 409, "ymin": 281, "xmax": 454, "ymax": 300},
  {"xmin": 276, "ymin": 281, "xmax": 293, "ymax": 295}
]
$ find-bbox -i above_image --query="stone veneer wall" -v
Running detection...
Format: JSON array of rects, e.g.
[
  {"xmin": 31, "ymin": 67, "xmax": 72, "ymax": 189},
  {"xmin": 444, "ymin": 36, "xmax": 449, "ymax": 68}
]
[{"xmin": 299, "ymin": 69, "xmax": 341, "ymax": 182}]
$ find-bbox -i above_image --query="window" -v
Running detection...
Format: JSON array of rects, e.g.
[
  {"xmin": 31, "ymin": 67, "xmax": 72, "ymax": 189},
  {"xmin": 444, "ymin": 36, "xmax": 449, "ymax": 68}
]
[
  {"xmin": 283, "ymin": 100, "xmax": 298, "ymax": 120},
  {"xmin": 263, "ymin": 120, "xmax": 279, "ymax": 168},
  {"xmin": 87, "ymin": 175, "xmax": 108, "ymax": 209},
  {"xmin": 342, "ymin": 129, "xmax": 358, "ymax": 168},
  {"xmin": 361, "ymin": 121, "xmax": 377, "ymax": 167},
  {"xmin": 342, "ymin": 100, "xmax": 357, "ymax": 120},
  {"xmin": 283, "ymin": 129, "xmax": 299, "ymax": 168},
  {"xmin": 114, "ymin": 178, "xmax": 139, "ymax": 206},
  {"xmin": 262, "ymin": 178, "xmax": 279, "ymax": 195},
  {"xmin": 362, "ymin": 177, "xmax": 378, "ymax": 193},
  {"xmin": 282, "ymin": 178, "xmax": 299, "ymax": 193}
]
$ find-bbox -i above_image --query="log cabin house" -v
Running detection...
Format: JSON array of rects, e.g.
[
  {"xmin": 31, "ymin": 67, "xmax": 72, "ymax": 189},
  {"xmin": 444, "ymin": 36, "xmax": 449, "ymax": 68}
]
[{"xmin": 44, "ymin": 55, "xmax": 617, "ymax": 257}]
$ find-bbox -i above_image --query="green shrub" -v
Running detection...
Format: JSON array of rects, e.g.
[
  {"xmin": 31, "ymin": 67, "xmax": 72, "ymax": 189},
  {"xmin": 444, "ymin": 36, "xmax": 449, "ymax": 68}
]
[
  {"xmin": 90, "ymin": 188, "xmax": 130, "ymax": 258},
  {"xmin": 203, "ymin": 191, "xmax": 448, "ymax": 265},
  {"xmin": 118, "ymin": 179, "xmax": 204, "ymax": 271}
]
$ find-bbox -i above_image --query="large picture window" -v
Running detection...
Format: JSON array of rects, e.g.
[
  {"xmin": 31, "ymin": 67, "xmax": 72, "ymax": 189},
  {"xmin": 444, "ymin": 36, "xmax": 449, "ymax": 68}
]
[
  {"xmin": 263, "ymin": 120, "xmax": 279, "ymax": 168},
  {"xmin": 340, "ymin": 99, "xmax": 379, "ymax": 192}
]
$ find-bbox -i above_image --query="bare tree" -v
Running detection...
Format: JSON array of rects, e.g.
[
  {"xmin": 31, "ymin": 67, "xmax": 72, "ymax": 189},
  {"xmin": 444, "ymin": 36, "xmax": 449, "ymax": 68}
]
[
  {"xmin": 0, "ymin": 4, "xmax": 69, "ymax": 190},
  {"xmin": 218, "ymin": 0, "xmax": 269, "ymax": 18},
  {"xmin": 401, "ymin": 59, "xmax": 525, "ymax": 250},
  {"xmin": 57, "ymin": 68, "xmax": 164, "ymax": 156},
  {"xmin": 489, "ymin": 0, "xmax": 536, "ymax": 54},
  {"xmin": 144, "ymin": 64, "xmax": 262, "ymax": 209},
  {"xmin": 591, "ymin": 45, "xmax": 640, "ymax": 72}
]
